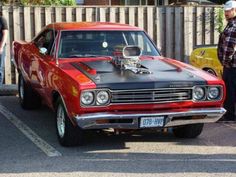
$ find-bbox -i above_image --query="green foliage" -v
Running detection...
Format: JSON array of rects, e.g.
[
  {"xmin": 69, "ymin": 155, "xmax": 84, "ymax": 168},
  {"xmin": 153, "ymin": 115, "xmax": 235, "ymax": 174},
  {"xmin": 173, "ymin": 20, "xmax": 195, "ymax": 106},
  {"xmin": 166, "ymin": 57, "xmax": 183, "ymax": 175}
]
[
  {"xmin": 215, "ymin": 8, "xmax": 224, "ymax": 33},
  {"xmin": 61, "ymin": 0, "xmax": 76, "ymax": 5},
  {"xmin": 19, "ymin": 0, "xmax": 76, "ymax": 6},
  {"xmin": 0, "ymin": 0, "xmax": 14, "ymax": 4}
]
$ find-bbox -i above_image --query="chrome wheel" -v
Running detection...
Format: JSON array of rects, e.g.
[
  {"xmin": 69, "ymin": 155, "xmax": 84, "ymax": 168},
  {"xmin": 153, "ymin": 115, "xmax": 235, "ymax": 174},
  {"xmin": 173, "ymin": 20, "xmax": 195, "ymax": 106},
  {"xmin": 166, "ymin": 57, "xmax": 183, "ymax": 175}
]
[
  {"xmin": 57, "ymin": 104, "xmax": 66, "ymax": 138},
  {"xmin": 18, "ymin": 74, "xmax": 41, "ymax": 109},
  {"xmin": 55, "ymin": 98, "xmax": 84, "ymax": 146},
  {"xmin": 19, "ymin": 76, "xmax": 24, "ymax": 100}
]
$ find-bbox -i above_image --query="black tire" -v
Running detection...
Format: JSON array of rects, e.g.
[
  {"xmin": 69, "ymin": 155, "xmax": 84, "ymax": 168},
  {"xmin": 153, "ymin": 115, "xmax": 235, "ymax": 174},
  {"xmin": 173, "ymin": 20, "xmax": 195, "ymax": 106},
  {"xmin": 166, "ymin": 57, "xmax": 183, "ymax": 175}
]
[
  {"xmin": 203, "ymin": 68, "xmax": 217, "ymax": 76},
  {"xmin": 173, "ymin": 123, "xmax": 204, "ymax": 138},
  {"xmin": 18, "ymin": 74, "xmax": 41, "ymax": 109},
  {"xmin": 55, "ymin": 97, "xmax": 84, "ymax": 146}
]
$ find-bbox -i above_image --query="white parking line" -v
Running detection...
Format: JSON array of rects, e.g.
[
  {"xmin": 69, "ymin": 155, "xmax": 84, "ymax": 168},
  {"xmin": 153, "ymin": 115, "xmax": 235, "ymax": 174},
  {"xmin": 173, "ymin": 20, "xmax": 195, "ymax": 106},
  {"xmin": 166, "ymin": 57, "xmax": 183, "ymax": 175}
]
[
  {"xmin": 225, "ymin": 123, "xmax": 236, "ymax": 128},
  {"xmin": 79, "ymin": 158, "xmax": 236, "ymax": 162},
  {"xmin": 0, "ymin": 103, "xmax": 62, "ymax": 157}
]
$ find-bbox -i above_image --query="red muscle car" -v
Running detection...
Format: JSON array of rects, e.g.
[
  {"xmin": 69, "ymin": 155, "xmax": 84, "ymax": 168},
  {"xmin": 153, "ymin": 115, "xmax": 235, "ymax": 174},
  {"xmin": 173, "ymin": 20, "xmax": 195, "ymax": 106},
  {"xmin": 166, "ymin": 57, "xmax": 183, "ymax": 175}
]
[{"xmin": 13, "ymin": 22, "xmax": 226, "ymax": 146}]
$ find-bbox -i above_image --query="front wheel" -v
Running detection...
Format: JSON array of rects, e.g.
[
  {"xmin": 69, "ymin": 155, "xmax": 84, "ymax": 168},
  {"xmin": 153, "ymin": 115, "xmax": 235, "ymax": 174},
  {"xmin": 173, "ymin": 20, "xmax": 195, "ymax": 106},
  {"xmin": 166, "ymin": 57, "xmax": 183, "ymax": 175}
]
[
  {"xmin": 55, "ymin": 98, "xmax": 84, "ymax": 146},
  {"xmin": 173, "ymin": 123, "xmax": 204, "ymax": 138}
]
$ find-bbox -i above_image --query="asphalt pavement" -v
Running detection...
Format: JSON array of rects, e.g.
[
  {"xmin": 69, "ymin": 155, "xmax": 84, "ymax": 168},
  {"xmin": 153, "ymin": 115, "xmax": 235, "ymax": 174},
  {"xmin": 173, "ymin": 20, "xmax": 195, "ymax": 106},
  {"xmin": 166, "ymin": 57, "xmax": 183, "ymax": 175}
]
[{"xmin": 0, "ymin": 94, "xmax": 236, "ymax": 177}]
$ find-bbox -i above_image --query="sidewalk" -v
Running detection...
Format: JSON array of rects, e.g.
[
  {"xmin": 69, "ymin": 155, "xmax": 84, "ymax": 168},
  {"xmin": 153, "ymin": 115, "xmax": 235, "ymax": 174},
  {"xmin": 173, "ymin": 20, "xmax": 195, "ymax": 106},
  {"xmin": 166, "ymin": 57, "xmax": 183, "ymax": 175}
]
[{"xmin": 0, "ymin": 84, "xmax": 18, "ymax": 96}]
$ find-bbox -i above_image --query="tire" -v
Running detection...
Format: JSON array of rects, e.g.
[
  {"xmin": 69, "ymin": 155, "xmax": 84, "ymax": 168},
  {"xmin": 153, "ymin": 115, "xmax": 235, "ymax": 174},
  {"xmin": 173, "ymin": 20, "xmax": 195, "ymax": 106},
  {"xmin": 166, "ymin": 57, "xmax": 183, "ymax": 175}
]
[
  {"xmin": 173, "ymin": 123, "xmax": 204, "ymax": 138},
  {"xmin": 18, "ymin": 74, "xmax": 41, "ymax": 109},
  {"xmin": 55, "ymin": 97, "xmax": 84, "ymax": 146},
  {"xmin": 203, "ymin": 68, "xmax": 217, "ymax": 76}
]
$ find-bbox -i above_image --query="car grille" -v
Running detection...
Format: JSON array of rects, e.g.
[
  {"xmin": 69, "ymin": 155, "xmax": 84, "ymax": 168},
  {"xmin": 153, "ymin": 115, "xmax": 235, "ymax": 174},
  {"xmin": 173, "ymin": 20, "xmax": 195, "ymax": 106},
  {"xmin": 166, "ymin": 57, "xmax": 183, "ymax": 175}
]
[{"xmin": 110, "ymin": 88, "xmax": 192, "ymax": 104}]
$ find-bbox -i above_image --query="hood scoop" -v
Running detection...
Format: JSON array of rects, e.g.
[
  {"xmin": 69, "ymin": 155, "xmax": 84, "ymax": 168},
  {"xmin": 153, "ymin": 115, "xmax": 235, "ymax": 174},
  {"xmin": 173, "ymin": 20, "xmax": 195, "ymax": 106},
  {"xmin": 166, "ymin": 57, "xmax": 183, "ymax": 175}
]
[
  {"xmin": 112, "ymin": 46, "xmax": 152, "ymax": 74},
  {"xmin": 72, "ymin": 60, "xmax": 115, "ymax": 76}
]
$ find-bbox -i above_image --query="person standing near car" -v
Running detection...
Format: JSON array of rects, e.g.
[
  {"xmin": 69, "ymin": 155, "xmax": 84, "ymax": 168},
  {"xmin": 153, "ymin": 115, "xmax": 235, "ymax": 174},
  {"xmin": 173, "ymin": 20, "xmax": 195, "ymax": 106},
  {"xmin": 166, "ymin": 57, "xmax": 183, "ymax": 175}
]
[
  {"xmin": 217, "ymin": 0, "xmax": 236, "ymax": 121},
  {"xmin": 0, "ymin": 14, "xmax": 8, "ymax": 85}
]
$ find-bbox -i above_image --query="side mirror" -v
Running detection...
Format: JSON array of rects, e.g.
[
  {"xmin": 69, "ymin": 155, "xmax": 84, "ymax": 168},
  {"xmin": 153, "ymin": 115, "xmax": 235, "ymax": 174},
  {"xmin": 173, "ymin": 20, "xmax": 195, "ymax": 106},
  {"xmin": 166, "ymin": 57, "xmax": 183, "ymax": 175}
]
[{"xmin": 39, "ymin": 47, "xmax": 47, "ymax": 55}]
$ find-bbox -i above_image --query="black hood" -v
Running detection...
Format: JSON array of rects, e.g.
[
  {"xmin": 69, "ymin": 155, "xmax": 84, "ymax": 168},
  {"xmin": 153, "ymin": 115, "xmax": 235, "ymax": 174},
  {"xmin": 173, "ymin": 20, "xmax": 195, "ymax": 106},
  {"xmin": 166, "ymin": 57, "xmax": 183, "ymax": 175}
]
[{"xmin": 71, "ymin": 59, "xmax": 206, "ymax": 90}]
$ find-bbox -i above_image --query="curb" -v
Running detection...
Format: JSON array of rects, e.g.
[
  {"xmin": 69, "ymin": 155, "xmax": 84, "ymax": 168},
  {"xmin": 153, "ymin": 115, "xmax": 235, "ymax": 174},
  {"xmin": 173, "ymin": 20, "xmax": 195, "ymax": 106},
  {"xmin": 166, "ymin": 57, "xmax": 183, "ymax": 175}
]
[{"xmin": 0, "ymin": 84, "xmax": 18, "ymax": 96}]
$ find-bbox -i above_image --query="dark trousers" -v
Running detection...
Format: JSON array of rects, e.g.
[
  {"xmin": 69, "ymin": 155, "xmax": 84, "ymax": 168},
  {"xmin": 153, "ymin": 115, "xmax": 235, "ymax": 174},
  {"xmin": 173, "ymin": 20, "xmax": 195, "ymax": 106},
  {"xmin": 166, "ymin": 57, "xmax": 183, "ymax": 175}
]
[
  {"xmin": 0, "ymin": 45, "xmax": 6, "ymax": 85},
  {"xmin": 222, "ymin": 67, "xmax": 236, "ymax": 120}
]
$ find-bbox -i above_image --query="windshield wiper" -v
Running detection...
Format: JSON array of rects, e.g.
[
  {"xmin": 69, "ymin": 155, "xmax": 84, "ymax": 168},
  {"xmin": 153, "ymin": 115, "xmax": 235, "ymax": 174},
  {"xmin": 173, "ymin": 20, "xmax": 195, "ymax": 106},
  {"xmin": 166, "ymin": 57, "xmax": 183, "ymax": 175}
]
[
  {"xmin": 68, "ymin": 54, "xmax": 112, "ymax": 58},
  {"xmin": 68, "ymin": 54, "xmax": 96, "ymax": 58}
]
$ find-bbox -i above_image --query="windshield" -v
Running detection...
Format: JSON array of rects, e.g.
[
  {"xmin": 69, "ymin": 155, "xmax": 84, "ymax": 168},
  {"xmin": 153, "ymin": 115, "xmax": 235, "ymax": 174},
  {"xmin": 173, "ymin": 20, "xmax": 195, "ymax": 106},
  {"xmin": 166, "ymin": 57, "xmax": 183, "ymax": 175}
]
[{"xmin": 58, "ymin": 30, "xmax": 160, "ymax": 58}]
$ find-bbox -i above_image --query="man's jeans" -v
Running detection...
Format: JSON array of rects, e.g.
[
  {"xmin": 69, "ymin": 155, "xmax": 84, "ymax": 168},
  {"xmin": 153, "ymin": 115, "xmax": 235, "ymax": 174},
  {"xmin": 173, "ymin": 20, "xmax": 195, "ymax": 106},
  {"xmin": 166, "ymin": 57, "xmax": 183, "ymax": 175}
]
[
  {"xmin": 0, "ymin": 45, "xmax": 6, "ymax": 85},
  {"xmin": 222, "ymin": 67, "xmax": 236, "ymax": 121}
]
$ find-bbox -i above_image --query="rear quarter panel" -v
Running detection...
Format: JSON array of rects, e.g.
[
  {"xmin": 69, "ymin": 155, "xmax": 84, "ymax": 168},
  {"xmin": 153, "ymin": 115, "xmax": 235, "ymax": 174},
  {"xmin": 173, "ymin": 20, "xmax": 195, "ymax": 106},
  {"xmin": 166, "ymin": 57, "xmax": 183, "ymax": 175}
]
[
  {"xmin": 189, "ymin": 46, "xmax": 223, "ymax": 78},
  {"xmin": 12, "ymin": 40, "xmax": 28, "ymax": 70}
]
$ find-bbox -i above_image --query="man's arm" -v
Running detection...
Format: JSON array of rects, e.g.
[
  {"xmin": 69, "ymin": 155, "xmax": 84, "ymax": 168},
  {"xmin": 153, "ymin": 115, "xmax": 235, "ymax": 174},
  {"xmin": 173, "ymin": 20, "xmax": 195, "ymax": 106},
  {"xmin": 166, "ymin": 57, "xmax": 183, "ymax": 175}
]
[
  {"xmin": 0, "ymin": 29, "xmax": 8, "ymax": 54},
  {"xmin": 222, "ymin": 26, "xmax": 236, "ymax": 67}
]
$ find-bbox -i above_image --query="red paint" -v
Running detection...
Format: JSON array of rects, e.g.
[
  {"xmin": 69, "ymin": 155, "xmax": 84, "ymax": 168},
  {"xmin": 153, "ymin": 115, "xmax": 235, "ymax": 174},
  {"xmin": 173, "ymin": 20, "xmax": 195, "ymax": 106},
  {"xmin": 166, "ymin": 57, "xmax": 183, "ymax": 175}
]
[{"xmin": 13, "ymin": 22, "xmax": 225, "ymax": 121}]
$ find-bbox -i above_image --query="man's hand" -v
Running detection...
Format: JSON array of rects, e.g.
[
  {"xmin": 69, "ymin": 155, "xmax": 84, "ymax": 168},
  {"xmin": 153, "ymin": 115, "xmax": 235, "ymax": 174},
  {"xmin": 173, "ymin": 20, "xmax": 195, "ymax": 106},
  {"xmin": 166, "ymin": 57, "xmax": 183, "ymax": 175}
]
[
  {"xmin": 224, "ymin": 63, "xmax": 231, "ymax": 68},
  {"xmin": 0, "ymin": 29, "xmax": 8, "ymax": 55},
  {"xmin": 0, "ymin": 47, "xmax": 3, "ymax": 54}
]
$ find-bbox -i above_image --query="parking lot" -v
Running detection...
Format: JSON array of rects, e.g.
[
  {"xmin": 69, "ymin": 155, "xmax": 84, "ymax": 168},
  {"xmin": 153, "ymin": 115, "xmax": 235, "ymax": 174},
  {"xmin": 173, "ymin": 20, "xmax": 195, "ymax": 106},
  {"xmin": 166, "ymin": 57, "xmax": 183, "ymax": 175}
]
[{"xmin": 0, "ymin": 96, "xmax": 236, "ymax": 177}]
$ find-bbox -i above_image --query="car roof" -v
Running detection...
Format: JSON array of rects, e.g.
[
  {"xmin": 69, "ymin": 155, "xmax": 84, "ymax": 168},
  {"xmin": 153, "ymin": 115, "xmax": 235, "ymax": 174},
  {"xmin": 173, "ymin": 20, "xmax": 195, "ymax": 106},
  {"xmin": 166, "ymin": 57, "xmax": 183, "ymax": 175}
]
[{"xmin": 46, "ymin": 22, "xmax": 142, "ymax": 31}]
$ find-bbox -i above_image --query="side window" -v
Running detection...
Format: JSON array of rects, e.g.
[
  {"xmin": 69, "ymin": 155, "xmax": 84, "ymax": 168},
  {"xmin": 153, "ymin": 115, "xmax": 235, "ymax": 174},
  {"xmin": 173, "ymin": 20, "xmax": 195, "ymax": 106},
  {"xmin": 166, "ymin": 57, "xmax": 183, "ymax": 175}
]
[{"xmin": 34, "ymin": 30, "xmax": 57, "ymax": 55}]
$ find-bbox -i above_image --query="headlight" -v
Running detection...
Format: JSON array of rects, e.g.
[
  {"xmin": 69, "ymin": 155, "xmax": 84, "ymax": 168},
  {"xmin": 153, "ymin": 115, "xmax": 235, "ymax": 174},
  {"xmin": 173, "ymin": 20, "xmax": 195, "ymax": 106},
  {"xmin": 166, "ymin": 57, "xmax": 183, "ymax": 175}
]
[
  {"xmin": 208, "ymin": 87, "xmax": 220, "ymax": 100},
  {"xmin": 96, "ymin": 91, "xmax": 109, "ymax": 105},
  {"xmin": 193, "ymin": 86, "xmax": 205, "ymax": 100},
  {"xmin": 81, "ymin": 91, "xmax": 94, "ymax": 105}
]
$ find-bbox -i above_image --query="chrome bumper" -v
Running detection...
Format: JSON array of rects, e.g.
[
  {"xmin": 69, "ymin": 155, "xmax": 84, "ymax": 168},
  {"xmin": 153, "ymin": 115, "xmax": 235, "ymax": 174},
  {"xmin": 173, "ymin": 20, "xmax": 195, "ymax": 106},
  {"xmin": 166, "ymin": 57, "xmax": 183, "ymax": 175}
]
[{"xmin": 75, "ymin": 108, "xmax": 226, "ymax": 129}]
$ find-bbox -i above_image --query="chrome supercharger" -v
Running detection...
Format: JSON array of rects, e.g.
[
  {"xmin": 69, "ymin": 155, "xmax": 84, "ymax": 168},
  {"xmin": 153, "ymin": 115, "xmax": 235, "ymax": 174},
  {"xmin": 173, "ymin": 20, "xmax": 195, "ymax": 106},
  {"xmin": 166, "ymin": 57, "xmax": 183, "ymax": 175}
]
[{"xmin": 112, "ymin": 45, "xmax": 151, "ymax": 74}]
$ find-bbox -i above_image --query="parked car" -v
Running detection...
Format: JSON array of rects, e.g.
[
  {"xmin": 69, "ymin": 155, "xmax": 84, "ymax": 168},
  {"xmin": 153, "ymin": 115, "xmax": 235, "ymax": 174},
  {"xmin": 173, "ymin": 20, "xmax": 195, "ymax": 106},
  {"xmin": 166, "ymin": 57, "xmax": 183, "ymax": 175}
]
[
  {"xmin": 189, "ymin": 45, "xmax": 223, "ymax": 78},
  {"xmin": 171, "ymin": 0, "xmax": 219, "ymax": 5},
  {"xmin": 12, "ymin": 22, "xmax": 226, "ymax": 146}
]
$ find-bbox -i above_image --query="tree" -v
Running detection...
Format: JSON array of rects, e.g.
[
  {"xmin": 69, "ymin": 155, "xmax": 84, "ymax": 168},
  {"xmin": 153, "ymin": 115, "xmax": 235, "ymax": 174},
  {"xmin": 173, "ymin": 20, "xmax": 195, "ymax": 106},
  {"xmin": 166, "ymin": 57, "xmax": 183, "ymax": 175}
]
[{"xmin": 215, "ymin": 8, "xmax": 225, "ymax": 33}]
